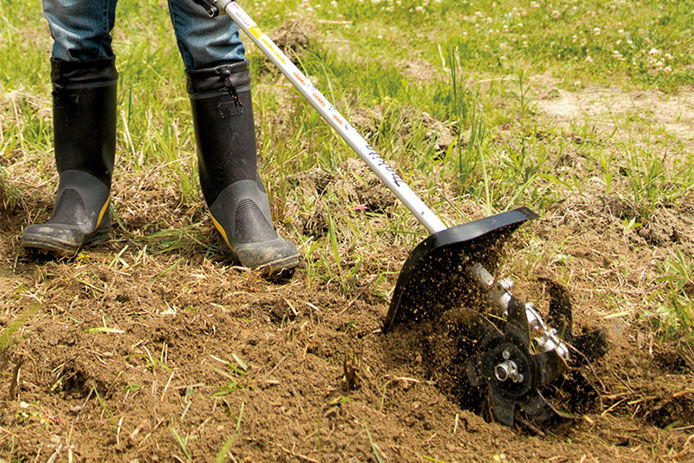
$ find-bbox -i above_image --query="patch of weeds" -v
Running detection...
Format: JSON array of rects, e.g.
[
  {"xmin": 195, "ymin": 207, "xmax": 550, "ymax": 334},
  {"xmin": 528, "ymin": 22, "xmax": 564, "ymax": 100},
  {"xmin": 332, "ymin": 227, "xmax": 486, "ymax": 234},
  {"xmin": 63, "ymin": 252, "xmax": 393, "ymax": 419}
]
[
  {"xmin": 651, "ymin": 249, "xmax": 693, "ymax": 341},
  {"xmin": 0, "ymin": 167, "xmax": 21, "ymax": 211},
  {"xmin": 432, "ymin": 45, "xmax": 474, "ymax": 124},
  {"xmin": 124, "ymin": 383, "xmax": 141, "ymax": 398},
  {"xmin": 143, "ymin": 225, "xmax": 216, "ymax": 257},
  {"xmin": 15, "ymin": 401, "xmax": 54, "ymax": 427},
  {"xmin": 125, "ymin": 346, "xmax": 172, "ymax": 374},
  {"xmin": 625, "ymin": 151, "xmax": 668, "ymax": 218},
  {"xmin": 210, "ymin": 354, "xmax": 248, "ymax": 398},
  {"xmin": 0, "ymin": 303, "xmax": 40, "ymax": 352},
  {"xmin": 510, "ymin": 70, "xmax": 533, "ymax": 118},
  {"xmin": 497, "ymin": 135, "xmax": 552, "ymax": 211},
  {"xmin": 456, "ymin": 102, "xmax": 484, "ymax": 195},
  {"xmin": 598, "ymin": 152, "xmax": 616, "ymax": 193}
]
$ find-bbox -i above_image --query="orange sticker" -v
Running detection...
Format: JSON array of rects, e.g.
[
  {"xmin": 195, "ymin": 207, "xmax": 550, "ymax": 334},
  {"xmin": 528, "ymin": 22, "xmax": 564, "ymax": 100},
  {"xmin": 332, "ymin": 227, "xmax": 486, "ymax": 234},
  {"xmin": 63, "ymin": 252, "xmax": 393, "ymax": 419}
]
[
  {"xmin": 293, "ymin": 72, "xmax": 306, "ymax": 86},
  {"xmin": 313, "ymin": 93, "xmax": 326, "ymax": 107}
]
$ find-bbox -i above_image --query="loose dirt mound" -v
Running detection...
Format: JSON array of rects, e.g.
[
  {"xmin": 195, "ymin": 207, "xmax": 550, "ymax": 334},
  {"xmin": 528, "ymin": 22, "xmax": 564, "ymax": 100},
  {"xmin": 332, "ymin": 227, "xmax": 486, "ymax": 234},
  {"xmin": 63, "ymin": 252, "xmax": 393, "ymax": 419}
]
[
  {"xmin": 270, "ymin": 17, "xmax": 316, "ymax": 64},
  {"xmin": 1, "ymin": 182, "xmax": 693, "ymax": 462}
]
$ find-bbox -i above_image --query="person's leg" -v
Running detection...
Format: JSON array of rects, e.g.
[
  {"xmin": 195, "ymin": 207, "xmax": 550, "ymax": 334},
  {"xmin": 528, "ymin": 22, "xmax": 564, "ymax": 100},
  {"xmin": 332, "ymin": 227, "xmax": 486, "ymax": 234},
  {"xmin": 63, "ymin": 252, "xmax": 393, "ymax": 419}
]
[
  {"xmin": 22, "ymin": 1, "xmax": 118, "ymax": 253},
  {"xmin": 43, "ymin": 0, "xmax": 118, "ymax": 61},
  {"xmin": 169, "ymin": 0, "xmax": 299, "ymax": 274},
  {"xmin": 167, "ymin": 0, "xmax": 245, "ymax": 71}
]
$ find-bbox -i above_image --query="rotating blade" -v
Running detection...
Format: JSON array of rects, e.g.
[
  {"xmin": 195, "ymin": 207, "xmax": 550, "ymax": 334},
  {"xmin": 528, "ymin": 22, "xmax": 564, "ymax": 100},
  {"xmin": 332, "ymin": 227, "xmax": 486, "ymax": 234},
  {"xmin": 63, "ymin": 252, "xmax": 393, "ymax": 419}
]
[
  {"xmin": 535, "ymin": 350, "xmax": 569, "ymax": 387},
  {"xmin": 489, "ymin": 388, "xmax": 517, "ymax": 426},
  {"xmin": 570, "ymin": 329, "xmax": 608, "ymax": 365},
  {"xmin": 547, "ymin": 369, "xmax": 603, "ymax": 415},
  {"xmin": 542, "ymin": 278, "xmax": 573, "ymax": 339},
  {"xmin": 466, "ymin": 351, "xmax": 488, "ymax": 388},
  {"xmin": 519, "ymin": 391, "xmax": 569, "ymax": 427},
  {"xmin": 505, "ymin": 298, "xmax": 531, "ymax": 347}
]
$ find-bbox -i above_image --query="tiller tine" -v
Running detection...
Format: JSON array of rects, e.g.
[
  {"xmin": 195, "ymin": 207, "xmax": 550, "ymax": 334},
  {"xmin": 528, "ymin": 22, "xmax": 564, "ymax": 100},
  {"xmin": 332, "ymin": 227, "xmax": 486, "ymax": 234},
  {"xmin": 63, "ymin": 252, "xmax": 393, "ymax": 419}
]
[
  {"xmin": 470, "ymin": 282, "xmax": 605, "ymax": 429},
  {"xmin": 466, "ymin": 298, "xmax": 571, "ymax": 428},
  {"xmin": 542, "ymin": 278, "xmax": 608, "ymax": 366},
  {"xmin": 435, "ymin": 301, "xmax": 602, "ymax": 430},
  {"xmin": 381, "ymin": 211, "xmax": 607, "ymax": 431}
]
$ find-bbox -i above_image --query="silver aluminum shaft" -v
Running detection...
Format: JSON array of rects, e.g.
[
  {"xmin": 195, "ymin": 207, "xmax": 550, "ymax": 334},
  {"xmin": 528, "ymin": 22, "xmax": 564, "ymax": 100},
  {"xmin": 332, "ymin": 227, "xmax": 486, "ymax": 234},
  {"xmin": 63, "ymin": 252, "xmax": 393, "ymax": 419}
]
[{"xmin": 218, "ymin": 0, "xmax": 445, "ymax": 234}]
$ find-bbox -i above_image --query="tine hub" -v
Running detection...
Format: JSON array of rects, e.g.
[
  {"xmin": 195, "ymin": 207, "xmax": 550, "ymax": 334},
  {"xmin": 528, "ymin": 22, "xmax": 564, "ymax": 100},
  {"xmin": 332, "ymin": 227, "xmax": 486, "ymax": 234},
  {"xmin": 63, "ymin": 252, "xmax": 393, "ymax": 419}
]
[{"xmin": 495, "ymin": 359, "xmax": 524, "ymax": 383}]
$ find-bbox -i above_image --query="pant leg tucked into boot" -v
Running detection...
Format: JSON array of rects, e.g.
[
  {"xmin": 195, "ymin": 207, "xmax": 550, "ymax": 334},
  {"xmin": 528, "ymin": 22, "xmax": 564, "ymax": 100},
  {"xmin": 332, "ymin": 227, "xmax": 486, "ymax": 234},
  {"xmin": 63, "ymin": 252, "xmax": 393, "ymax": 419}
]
[
  {"xmin": 22, "ymin": 59, "xmax": 117, "ymax": 253},
  {"xmin": 187, "ymin": 61, "xmax": 299, "ymax": 274}
]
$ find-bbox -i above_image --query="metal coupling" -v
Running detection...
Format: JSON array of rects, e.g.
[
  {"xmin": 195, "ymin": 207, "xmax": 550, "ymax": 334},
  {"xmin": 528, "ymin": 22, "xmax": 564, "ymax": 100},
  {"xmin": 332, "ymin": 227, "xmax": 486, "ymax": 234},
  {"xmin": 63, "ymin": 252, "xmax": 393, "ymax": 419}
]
[
  {"xmin": 470, "ymin": 262, "xmax": 494, "ymax": 288},
  {"xmin": 525, "ymin": 303, "xmax": 547, "ymax": 332},
  {"xmin": 495, "ymin": 359, "xmax": 524, "ymax": 383},
  {"xmin": 535, "ymin": 329, "xmax": 570, "ymax": 359}
]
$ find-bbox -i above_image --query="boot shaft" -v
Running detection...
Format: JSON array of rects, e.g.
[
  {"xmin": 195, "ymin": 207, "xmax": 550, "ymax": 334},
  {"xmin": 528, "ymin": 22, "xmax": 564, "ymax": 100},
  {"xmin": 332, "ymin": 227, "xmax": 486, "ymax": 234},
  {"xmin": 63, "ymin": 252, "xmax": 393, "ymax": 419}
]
[
  {"xmin": 52, "ymin": 58, "xmax": 118, "ymax": 188},
  {"xmin": 21, "ymin": 59, "xmax": 118, "ymax": 254},
  {"xmin": 186, "ymin": 62, "xmax": 301, "ymax": 270},
  {"xmin": 186, "ymin": 61, "xmax": 258, "ymax": 206}
]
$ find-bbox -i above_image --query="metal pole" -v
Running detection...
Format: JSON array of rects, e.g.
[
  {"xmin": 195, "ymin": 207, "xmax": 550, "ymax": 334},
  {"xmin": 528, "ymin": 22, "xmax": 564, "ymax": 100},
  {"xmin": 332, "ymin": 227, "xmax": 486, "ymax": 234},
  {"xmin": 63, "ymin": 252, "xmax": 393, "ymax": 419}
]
[{"xmin": 217, "ymin": 0, "xmax": 447, "ymax": 235}]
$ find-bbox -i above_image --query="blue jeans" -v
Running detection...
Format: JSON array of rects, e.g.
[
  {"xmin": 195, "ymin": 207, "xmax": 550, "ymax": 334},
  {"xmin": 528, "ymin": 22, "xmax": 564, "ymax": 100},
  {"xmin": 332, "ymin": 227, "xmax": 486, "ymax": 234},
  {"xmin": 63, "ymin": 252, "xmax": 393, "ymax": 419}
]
[{"xmin": 42, "ymin": 0, "xmax": 245, "ymax": 70}]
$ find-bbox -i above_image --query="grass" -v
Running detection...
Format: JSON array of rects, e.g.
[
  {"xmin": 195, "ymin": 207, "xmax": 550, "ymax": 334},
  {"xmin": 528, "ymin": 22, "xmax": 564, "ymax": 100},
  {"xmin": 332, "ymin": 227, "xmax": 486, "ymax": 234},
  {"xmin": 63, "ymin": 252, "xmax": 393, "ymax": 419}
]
[
  {"xmin": 0, "ymin": 1, "xmax": 692, "ymax": 459},
  {"xmin": 652, "ymin": 249, "xmax": 694, "ymax": 341},
  {"xmin": 214, "ymin": 401, "xmax": 245, "ymax": 463},
  {"xmin": 364, "ymin": 424, "xmax": 385, "ymax": 463},
  {"xmin": 0, "ymin": 0, "xmax": 691, "ymax": 333},
  {"xmin": 0, "ymin": 303, "xmax": 39, "ymax": 352}
]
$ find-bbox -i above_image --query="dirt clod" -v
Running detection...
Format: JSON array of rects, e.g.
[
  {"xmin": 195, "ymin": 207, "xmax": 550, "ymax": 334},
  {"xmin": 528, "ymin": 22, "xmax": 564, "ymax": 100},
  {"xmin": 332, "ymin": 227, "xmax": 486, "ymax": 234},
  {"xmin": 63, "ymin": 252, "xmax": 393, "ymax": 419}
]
[{"xmin": 270, "ymin": 17, "xmax": 316, "ymax": 64}]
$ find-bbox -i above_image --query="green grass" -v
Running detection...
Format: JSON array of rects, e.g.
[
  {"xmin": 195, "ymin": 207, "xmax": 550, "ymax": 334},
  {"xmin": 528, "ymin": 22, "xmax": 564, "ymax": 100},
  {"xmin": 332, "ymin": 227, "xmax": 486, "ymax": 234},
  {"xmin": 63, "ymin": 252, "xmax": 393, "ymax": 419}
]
[
  {"xmin": 0, "ymin": 1, "xmax": 692, "ymax": 339},
  {"xmin": 0, "ymin": 304, "xmax": 39, "ymax": 352},
  {"xmin": 652, "ymin": 249, "xmax": 694, "ymax": 340}
]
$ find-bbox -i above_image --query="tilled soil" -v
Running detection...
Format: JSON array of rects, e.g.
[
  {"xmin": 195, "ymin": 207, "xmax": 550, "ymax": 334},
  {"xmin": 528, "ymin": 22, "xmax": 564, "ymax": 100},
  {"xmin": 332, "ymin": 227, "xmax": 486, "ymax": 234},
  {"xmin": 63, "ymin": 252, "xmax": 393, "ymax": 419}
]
[{"xmin": 0, "ymin": 173, "xmax": 692, "ymax": 462}]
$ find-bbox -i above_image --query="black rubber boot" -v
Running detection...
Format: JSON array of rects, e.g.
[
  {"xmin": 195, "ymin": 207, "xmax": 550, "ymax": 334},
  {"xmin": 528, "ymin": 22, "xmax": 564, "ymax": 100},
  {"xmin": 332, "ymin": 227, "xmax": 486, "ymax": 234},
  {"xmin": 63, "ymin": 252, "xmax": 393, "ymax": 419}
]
[
  {"xmin": 22, "ymin": 59, "xmax": 118, "ymax": 254},
  {"xmin": 187, "ymin": 61, "xmax": 299, "ymax": 274}
]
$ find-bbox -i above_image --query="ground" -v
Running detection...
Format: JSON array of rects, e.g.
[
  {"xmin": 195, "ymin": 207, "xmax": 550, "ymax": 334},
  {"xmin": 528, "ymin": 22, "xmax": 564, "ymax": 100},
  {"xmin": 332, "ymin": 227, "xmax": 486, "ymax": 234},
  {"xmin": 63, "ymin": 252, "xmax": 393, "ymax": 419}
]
[
  {"xmin": 1, "ymin": 2, "xmax": 693, "ymax": 462},
  {"xmin": 0, "ymin": 82, "xmax": 692, "ymax": 462}
]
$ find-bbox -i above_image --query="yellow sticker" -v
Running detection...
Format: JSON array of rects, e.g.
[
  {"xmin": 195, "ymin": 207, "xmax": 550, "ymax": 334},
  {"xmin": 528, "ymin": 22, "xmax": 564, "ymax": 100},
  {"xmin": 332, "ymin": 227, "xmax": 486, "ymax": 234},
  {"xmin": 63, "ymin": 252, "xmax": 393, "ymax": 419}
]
[
  {"xmin": 261, "ymin": 38, "xmax": 286, "ymax": 64},
  {"xmin": 249, "ymin": 26, "xmax": 264, "ymax": 38}
]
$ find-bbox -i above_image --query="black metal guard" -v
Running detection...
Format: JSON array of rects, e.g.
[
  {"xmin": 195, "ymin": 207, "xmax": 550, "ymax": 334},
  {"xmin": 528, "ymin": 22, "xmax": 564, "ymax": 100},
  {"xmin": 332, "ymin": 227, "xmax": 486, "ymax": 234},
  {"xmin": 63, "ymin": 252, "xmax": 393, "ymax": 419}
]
[{"xmin": 383, "ymin": 207, "xmax": 539, "ymax": 333}]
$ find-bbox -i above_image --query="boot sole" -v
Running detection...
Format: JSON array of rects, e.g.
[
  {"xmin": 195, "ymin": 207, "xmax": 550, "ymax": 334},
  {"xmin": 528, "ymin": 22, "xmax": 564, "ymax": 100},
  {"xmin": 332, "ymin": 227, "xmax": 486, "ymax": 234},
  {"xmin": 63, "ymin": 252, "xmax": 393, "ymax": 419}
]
[
  {"xmin": 256, "ymin": 254, "xmax": 300, "ymax": 277},
  {"xmin": 22, "ymin": 225, "xmax": 110, "ymax": 255}
]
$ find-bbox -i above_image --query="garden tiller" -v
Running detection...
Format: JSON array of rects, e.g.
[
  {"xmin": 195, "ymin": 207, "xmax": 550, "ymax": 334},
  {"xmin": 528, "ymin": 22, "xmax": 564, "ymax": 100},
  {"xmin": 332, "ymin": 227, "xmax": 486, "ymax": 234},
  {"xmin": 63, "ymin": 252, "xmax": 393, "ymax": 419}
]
[{"xmin": 194, "ymin": 0, "xmax": 607, "ymax": 431}]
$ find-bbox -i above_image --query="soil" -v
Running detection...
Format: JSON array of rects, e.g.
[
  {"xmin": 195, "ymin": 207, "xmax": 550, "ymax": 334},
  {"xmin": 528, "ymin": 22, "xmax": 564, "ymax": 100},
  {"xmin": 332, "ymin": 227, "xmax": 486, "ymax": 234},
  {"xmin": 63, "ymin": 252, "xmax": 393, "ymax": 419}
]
[
  {"xmin": 534, "ymin": 78, "xmax": 694, "ymax": 151},
  {"xmin": 1, "ymin": 75, "xmax": 693, "ymax": 463}
]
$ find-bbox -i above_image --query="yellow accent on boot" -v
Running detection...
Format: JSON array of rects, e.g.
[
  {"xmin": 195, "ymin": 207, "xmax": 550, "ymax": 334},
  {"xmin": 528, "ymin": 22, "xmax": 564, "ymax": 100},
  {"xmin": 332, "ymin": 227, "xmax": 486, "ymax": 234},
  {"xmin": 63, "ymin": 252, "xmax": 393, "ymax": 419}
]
[
  {"xmin": 95, "ymin": 197, "xmax": 110, "ymax": 230},
  {"xmin": 210, "ymin": 213, "xmax": 233, "ymax": 249}
]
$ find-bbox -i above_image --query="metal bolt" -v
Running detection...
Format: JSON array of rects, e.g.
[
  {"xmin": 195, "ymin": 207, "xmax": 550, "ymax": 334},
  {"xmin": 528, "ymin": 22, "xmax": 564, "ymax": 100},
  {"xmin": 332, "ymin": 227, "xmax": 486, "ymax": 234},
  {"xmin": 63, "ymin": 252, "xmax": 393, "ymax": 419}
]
[
  {"xmin": 497, "ymin": 277, "xmax": 514, "ymax": 292},
  {"xmin": 495, "ymin": 360, "xmax": 522, "ymax": 383}
]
